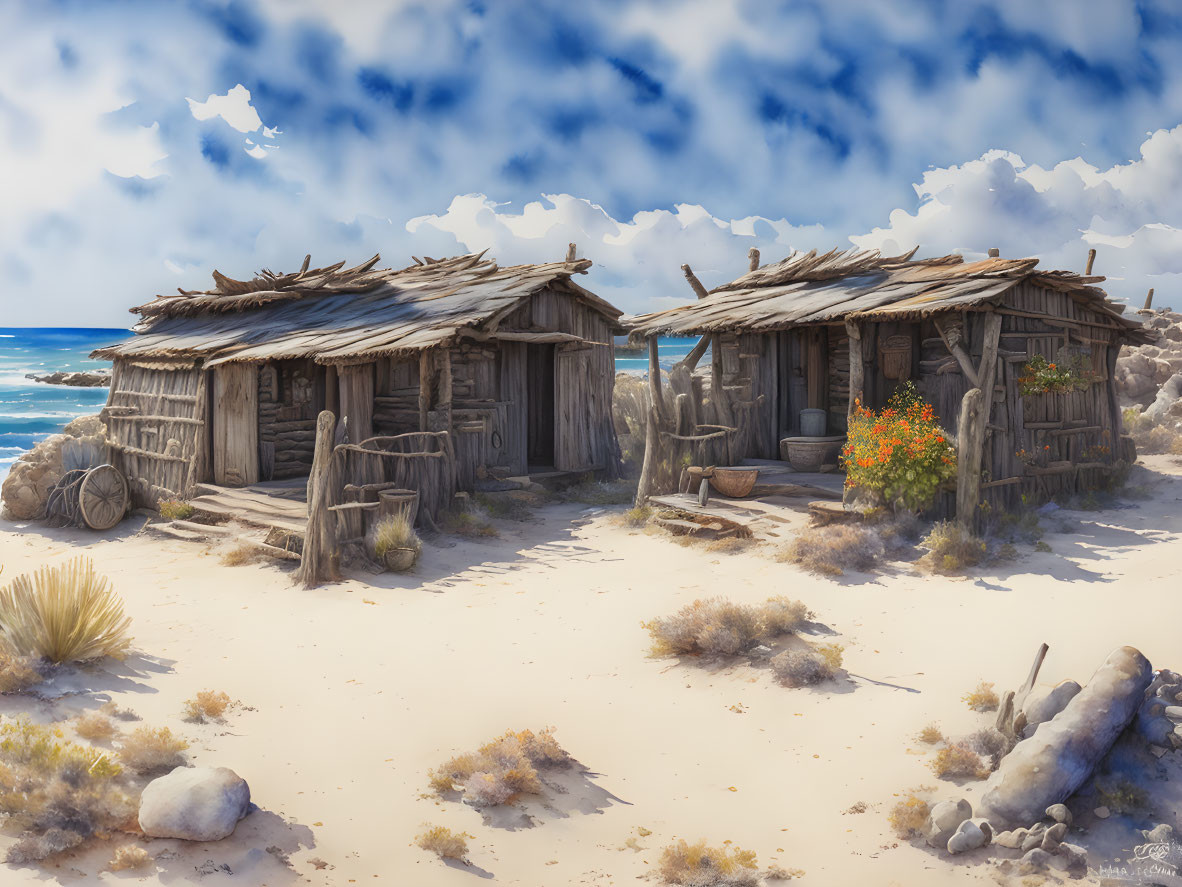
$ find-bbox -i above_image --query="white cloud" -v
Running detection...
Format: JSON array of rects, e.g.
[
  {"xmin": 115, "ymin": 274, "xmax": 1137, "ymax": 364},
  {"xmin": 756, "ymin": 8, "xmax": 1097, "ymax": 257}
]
[{"xmin": 186, "ymin": 84, "xmax": 262, "ymax": 133}]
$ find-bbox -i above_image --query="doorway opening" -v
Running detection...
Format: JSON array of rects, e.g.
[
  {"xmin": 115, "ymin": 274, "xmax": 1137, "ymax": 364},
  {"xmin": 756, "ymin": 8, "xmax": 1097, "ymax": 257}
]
[{"xmin": 526, "ymin": 343, "xmax": 556, "ymax": 469}]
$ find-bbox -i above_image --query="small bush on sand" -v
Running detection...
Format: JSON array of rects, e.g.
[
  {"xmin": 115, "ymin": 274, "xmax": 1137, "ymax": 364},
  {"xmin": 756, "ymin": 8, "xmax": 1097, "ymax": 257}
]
[
  {"xmin": 443, "ymin": 509, "xmax": 498, "ymax": 538},
  {"xmin": 0, "ymin": 646, "xmax": 44, "ymax": 694},
  {"xmin": 369, "ymin": 514, "xmax": 422, "ymax": 559},
  {"xmin": 108, "ymin": 843, "xmax": 152, "ymax": 871},
  {"xmin": 930, "ymin": 742, "xmax": 989, "ymax": 780},
  {"xmin": 429, "ymin": 727, "xmax": 572, "ymax": 808},
  {"xmin": 917, "ymin": 723, "xmax": 944, "ymax": 745},
  {"xmin": 771, "ymin": 642, "xmax": 844, "ymax": 687},
  {"xmin": 962, "ymin": 681, "xmax": 999, "ymax": 712},
  {"xmin": 968, "ymin": 727, "xmax": 1014, "ymax": 770},
  {"xmin": 888, "ymin": 793, "xmax": 931, "ymax": 838},
  {"xmin": 780, "ymin": 524, "xmax": 884, "ymax": 576},
  {"xmin": 917, "ymin": 521, "xmax": 985, "ymax": 574},
  {"xmin": 157, "ymin": 498, "xmax": 194, "ymax": 521},
  {"xmin": 219, "ymin": 542, "xmax": 259, "ymax": 567},
  {"xmin": 183, "ymin": 690, "xmax": 234, "ymax": 723},
  {"xmin": 644, "ymin": 596, "xmax": 812, "ymax": 659},
  {"xmin": 474, "ymin": 493, "xmax": 535, "ymax": 522},
  {"xmin": 0, "ymin": 717, "xmax": 133, "ymax": 863},
  {"xmin": 616, "ymin": 505, "xmax": 652, "ymax": 528},
  {"xmin": 0, "ymin": 557, "xmax": 132, "ymax": 663},
  {"xmin": 74, "ymin": 711, "xmax": 118, "ymax": 742},
  {"xmin": 415, "ymin": 825, "xmax": 470, "ymax": 860},
  {"xmin": 656, "ymin": 838, "xmax": 760, "ymax": 886},
  {"xmin": 561, "ymin": 478, "xmax": 635, "ymax": 505},
  {"xmin": 117, "ymin": 726, "xmax": 188, "ymax": 774}
]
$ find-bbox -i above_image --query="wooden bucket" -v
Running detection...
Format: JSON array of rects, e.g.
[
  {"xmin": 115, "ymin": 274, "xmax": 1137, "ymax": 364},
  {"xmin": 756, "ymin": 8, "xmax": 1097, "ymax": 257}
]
[{"xmin": 378, "ymin": 488, "xmax": 420, "ymax": 527}]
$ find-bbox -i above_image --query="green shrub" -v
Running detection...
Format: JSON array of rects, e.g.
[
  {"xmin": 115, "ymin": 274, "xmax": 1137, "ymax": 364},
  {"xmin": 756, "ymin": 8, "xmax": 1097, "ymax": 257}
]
[
  {"xmin": 156, "ymin": 498, "xmax": 194, "ymax": 521},
  {"xmin": 0, "ymin": 558, "xmax": 132, "ymax": 663}
]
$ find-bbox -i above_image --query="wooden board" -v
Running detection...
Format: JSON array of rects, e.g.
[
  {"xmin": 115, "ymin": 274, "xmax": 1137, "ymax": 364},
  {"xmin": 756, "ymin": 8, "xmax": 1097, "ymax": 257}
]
[
  {"xmin": 212, "ymin": 363, "xmax": 259, "ymax": 487},
  {"xmin": 555, "ymin": 345, "xmax": 595, "ymax": 471}
]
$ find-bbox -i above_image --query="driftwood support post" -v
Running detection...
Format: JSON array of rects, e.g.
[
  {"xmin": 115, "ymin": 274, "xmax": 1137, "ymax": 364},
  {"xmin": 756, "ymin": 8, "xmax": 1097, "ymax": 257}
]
[
  {"xmin": 634, "ymin": 406, "xmax": 659, "ymax": 507},
  {"xmin": 748, "ymin": 247, "xmax": 760, "ymax": 272},
  {"xmin": 955, "ymin": 312, "xmax": 1003, "ymax": 527},
  {"xmin": 988, "ymin": 247, "xmax": 1000, "ymax": 258},
  {"xmin": 648, "ymin": 336, "xmax": 666, "ymax": 424},
  {"xmin": 676, "ymin": 264, "xmax": 713, "ymax": 371},
  {"xmin": 1085, "ymin": 248, "xmax": 1097, "ymax": 275},
  {"xmin": 418, "ymin": 351, "xmax": 432, "ymax": 431},
  {"xmin": 935, "ymin": 319, "xmax": 980, "ymax": 387},
  {"xmin": 844, "ymin": 319, "xmax": 864, "ymax": 419},
  {"xmin": 296, "ymin": 410, "xmax": 340, "ymax": 588},
  {"xmin": 1145, "ymin": 288, "xmax": 1155, "ymax": 310},
  {"xmin": 565, "ymin": 242, "xmax": 577, "ymax": 262},
  {"xmin": 438, "ymin": 349, "xmax": 453, "ymax": 434},
  {"xmin": 710, "ymin": 333, "xmax": 730, "ymax": 425}
]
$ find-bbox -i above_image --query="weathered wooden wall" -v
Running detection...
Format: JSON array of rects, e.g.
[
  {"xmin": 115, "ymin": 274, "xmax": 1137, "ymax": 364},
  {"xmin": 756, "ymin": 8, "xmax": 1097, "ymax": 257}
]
[
  {"xmin": 257, "ymin": 359, "xmax": 323, "ymax": 480},
  {"xmin": 102, "ymin": 360, "xmax": 207, "ymax": 507}
]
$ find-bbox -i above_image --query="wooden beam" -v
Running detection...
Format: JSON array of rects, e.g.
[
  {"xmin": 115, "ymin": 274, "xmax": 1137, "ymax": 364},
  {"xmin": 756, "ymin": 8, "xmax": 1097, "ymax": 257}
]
[
  {"xmin": 648, "ymin": 336, "xmax": 666, "ymax": 424},
  {"xmin": 934, "ymin": 319, "xmax": 980, "ymax": 386},
  {"xmin": 844, "ymin": 319, "xmax": 864, "ymax": 420},
  {"xmin": 296, "ymin": 410, "xmax": 339, "ymax": 589},
  {"xmin": 955, "ymin": 311, "xmax": 1003, "ymax": 527},
  {"xmin": 710, "ymin": 333, "xmax": 730, "ymax": 424},
  {"xmin": 681, "ymin": 264, "xmax": 710, "ymax": 300},
  {"xmin": 1145, "ymin": 288, "xmax": 1155, "ymax": 310},
  {"xmin": 677, "ymin": 335, "xmax": 711, "ymax": 372},
  {"xmin": 748, "ymin": 247, "xmax": 760, "ymax": 272},
  {"xmin": 1085, "ymin": 248, "xmax": 1097, "ymax": 275},
  {"xmin": 418, "ymin": 351, "xmax": 432, "ymax": 432},
  {"xmin": 438, "ymin": 348, "xmax": 453, "ymax": 435},
  {"xmin": 565, "ymin": 242, "xmax": 577, "ymax": 262}
]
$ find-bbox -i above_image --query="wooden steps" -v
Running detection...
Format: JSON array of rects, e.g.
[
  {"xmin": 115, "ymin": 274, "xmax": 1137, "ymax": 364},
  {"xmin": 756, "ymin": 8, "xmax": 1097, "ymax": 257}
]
[{"xmin": 187, "ymin": 483, "xmax": 308, "ymax": 537}]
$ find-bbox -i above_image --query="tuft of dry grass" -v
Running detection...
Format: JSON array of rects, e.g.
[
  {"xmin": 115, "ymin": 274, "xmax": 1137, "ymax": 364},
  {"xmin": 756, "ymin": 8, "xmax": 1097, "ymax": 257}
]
[
  {"xmin": 415, "ymin": 825, "xmax": 470, "ymax": 861},
  {"xmin": 704, "ymin": 537, "xmax": 755, "ymax": 555},
  {"xmin": 771, "ymin": 642, "xmax": 844, "ymax": 687},
  {"xmin": 443, "ymin": 510, "xmax": 498, "ymax": 538},
  {"xmin": 917, "ymin": 521, "xmax": 986, "ymax": 574},
  {"xmin": 428, "ymin": 727, "xmax": 571, "ymax": 808},
  {"xmin": 615, "ymin": 504, "xmax": 652, "ymax": 528},
  {"xmin": 644, "ymin": 596, "xmax": 812, "ymax": 659},
  {"xmin": 0, "ymin": 557, "xmax": 132, "ymax": 663},
  {"xmin": 968, "ymin": 727, "xmax": 1014, "ymax": 770},
  {"xmin": 561, "ymin": 478, "xmax": 636, "ymax": 506},
  {"xmin": 219, "ymin": 542, "xmax": 259, "ymax": 567},
  {"xmin": 0, "ymin": 717, "xmax": 133, "ymax": 863},
  {"xmin": 74, "ymin": 711, "xmax": 118, "ymax": 742},
  {"xmin": 888, "ymin": 794, "xmax": 931, "ymax": 838},
  {"xmin": 108, "ymin": 843, "xmax": 152, "ymax": 871},
  {"xmin": 656, "ymin": 839, "xmax": 761, "ymax": 886},
  {"xmin": 370, "ymin": 514, "xmax": 422, "ymax": 561},
  {"xmin": 157, "ymin": 497, "xmax": 194, "ymax": 521},
  {"xmin": 917, "ymin": 723, "xmax": 944, "ymax": 745},
  {"xmin": 117, "ymin": 726, "xmax": 188, "ymax": 774},
  {"xmin": 183, "ymin": 690, "xmax": 234, "ymax": 723},
  {"xmin": 778, "ymin": 523, "xmax": 884, "ymax": 576},
  {"xmin": 0, "ymin": 646, "xmax": 44, "ymax": 694},
  {"xmin": 962, "ymin": 681, "xmax": 1000, "ymax": 712},
  {"xmin": 930, "ymin": 742, "xmax": 990, "ymax": 780}
]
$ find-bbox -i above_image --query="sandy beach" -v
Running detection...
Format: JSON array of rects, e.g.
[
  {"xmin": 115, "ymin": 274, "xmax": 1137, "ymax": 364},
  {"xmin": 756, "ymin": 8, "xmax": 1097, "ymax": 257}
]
[{"xmin": 0, "ymin": 458, "xmax": 1178, "ymax": 885}]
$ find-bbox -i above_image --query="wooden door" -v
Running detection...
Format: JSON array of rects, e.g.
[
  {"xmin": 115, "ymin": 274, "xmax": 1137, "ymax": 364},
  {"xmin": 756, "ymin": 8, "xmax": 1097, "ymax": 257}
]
[
  {"xmin": 338, "ymin": 363, "xmax": 375, "ymax": 444},
  {"xmin": 212, "ymin": 364, "xmax": 258, "ymax": 487},
  {"xmin": 780, "ymin": 330, "xmax": 808, "ymax": 437},
  {"xmin": 527, "ymin": 344, "xmax": 556, "ymax": 467},
  {"xmin": 554, "ymin": 346, "xmax": 594, "ymax": 471}
]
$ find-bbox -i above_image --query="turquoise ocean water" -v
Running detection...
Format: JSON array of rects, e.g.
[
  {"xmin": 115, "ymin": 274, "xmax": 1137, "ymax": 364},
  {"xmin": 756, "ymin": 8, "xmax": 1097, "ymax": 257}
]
[{"xmin": 0, "ymin": 330, "xmax": 699, "ymax": 483}]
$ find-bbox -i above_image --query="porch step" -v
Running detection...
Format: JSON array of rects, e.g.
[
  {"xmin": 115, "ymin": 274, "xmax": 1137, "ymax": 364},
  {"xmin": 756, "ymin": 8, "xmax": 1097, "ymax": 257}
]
[{"xmin": 186, "ymin": 486, "xmax": 308, "ymax": 537}]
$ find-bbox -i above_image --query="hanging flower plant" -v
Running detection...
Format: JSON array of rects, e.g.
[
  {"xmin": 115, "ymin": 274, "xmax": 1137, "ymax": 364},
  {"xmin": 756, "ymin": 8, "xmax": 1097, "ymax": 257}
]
[
  {"xmin": 841, "ymin": 382, "xmax": 957, "ymax": 513},
  {"xmin": 1017, "ymin": 354, "xmax": 1094, "ymax": 396}
]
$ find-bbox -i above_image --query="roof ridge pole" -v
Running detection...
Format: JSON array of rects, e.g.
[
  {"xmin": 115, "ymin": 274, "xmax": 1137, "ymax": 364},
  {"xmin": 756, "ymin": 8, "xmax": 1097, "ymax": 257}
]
[
  {"xmin": 748, "ymin": 248, "xmax": 760, "ymax": 272},
  {"xmin": 1145, "ymin": 288, "xmax": 1155, "ymax": 310},
  {"xmin": 565, "ymin": 242, "xmax": 577, "ymax": 262},
  {"xmin": 675, "ymin": 265, "xmax": 712, "ymax": 372},
  {"xmin": 1085, "ymin": 248, "xmax": 1097, "ymax": 275},
  {"xmin": 988, "ymin": 247, "xmax": 1000, "ymax": 258}
]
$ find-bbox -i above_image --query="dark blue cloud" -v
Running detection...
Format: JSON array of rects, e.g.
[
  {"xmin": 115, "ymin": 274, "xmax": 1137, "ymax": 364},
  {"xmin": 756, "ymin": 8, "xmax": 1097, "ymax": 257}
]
[{"xmin": 193, "ymin": 0, "xmax": 265, "ymax": 48}]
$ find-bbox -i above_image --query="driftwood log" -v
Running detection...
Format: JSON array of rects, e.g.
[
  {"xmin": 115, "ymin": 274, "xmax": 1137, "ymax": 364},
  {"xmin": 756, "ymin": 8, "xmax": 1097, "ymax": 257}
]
[{"xmin": 296, "ymin": 410, "xmax": 340, "ymax": 588}]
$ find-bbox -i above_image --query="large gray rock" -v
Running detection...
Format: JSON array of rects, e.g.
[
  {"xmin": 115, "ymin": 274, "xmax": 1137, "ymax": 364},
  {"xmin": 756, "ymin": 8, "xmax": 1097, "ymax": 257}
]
[
  {"xmin": 138, "ymin": 766, "xmax": 250, "ymax": 841},
  {"xmin": 1021, "ymin": 680, "xmax": 1082, "ymax": 737},
  {"xmin": 923, "ymin": 798, "xmax": 972, "ymax": 849},
  {"xmin": 977, "ymin": 647, "xmax": 1153, "ymax": 828}
]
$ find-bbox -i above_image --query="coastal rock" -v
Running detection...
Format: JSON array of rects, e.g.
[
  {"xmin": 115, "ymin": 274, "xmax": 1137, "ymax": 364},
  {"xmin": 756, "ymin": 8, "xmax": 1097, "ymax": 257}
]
[
  {"xmin": 1041, "ymin": 822, "xmax": 1067, "ymax": 851},
  {"xmin": 1021, "ymin": 681, "xmax": 1081, "ymax": 736},
  {"xmin": 138, "ymin": 766, "xmax": 251, "ymax": 841},
  {"xmin": 976, "ymin": 647, "xmax": 1153, "ymax": 828},
  {"xmin": 24, "ymin": 369, "xmax": 111, "ymax": 388},
  {"xmin": 994, "ymin": 828, "xmax": 1027, "ymax": 849},
  {"xmin": 1045, "ymin": 803, "xmax": 1072, "ymax": 826},
  {"xmin": 1059, "ymin": 842, "xmax": 1088, "ymax": 869},
  {"xmin": 0, "ymin": 415, "xmax": 108, "ymax": 521},
  {"xmin": 947, "ymin": 819, "xmax": 989, "ymax": 855},
  {"xmin": 923, "ymin": 798, "xmax": 972, "ymax": 849},
  {"xmin": 1021, "ymin": 848, "xmax": 1053, "ymax": 872}
]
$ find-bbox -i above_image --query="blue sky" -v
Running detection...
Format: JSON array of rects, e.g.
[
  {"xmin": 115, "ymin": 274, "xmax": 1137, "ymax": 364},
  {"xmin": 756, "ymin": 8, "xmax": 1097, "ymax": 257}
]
[{"xmin": 5, "ymin": 0, "xmax": 1182, "ymax": 324}]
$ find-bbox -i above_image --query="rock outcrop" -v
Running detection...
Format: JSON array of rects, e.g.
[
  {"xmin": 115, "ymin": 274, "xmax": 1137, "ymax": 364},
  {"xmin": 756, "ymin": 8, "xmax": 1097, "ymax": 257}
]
[
  {"xmin": 138, "ymin": 766, "xmax": 251, "ymax": 841},
  {"xmin": 976, "ymin": 646, "xmax": 1152, "ymax": 828},
  {"xmin": 24, "ymin": 369, "xmax": 111, "ymax": 388},
  {"xmin": 0, "ymin": 415, "xmax": 108, "ymax": 520}
]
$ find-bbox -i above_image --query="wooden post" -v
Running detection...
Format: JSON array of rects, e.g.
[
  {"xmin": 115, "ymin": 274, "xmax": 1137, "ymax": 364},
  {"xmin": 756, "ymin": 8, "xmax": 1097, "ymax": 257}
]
[
  {"xmin": 338, "ymin": 364, "xmax": 374, "ymax": 444},
  {"xmin": 648, "ymin": 336, "xmax": 666, "ymax": 424},
  {"xmin": 955, "ymin": 311, "xmax": 1003, "ymax": 527},
  {"xmin": 438, "ymin": 349, "xmax": 453, "ymax": 434},
  {"xmin": 988, "ymin": 247, "xmax": 1000, "ymax": 258},
  {"xmin": 1145, "ymin": 288, "xmax": 1155, "ymax": 310},
  {"xmin": 418, "ymin": 351, "xmax": 433, "ymax": 432},
  {"xmin": 681, "ymin": 264, "xmax": 710, "ymax": 300},
  {"xmin": 296, "ymin": 410, "xmax": 339, "ymax": 588},
  {"xmin": 565, "ymin": 242, "xmax": 577, "ymax": 262},
  {"xmin": 748, "ymin": 248, "xmax": 760, "ymax": 272},
  {"xmin": 678, "ymin": 335, "xmax": 711, "ymax": 371},
  {"xmin": 1085, "ymin": 249, "xmax": 1097, "ymax": 275},
  {"xmin": 710, "ymin": 333, "xmax": 730, "ymax": 424},
  {"xmin": 634, "ymin": 406, "xmax": 659, "ymax": 507},
  {"xmin": 934, "ymin": 319, "xmax": 980, "ymax": 386},
  {"xmin": 844, "ymin": 319, "xmax": 863, "ymax": 421},
  {"xmin": 325, "ymin": 365, "xmax": 339, "ymax": 417}
]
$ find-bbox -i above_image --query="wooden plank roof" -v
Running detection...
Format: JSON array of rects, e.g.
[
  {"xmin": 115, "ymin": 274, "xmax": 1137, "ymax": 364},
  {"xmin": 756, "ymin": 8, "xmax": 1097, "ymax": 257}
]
[
  {"xmin": 626, "ymin": 247, "xmax": 1151, "ymax": 343},
  {"xmin": 93, "ymin": 253, "xmax": 622, "ymax": 365}
]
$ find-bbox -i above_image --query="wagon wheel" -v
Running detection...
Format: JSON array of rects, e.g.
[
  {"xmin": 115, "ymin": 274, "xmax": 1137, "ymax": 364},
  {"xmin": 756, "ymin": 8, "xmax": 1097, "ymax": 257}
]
[{"xmin": 78, "ymin": 464, "xmax": 129, "ymax": 531}]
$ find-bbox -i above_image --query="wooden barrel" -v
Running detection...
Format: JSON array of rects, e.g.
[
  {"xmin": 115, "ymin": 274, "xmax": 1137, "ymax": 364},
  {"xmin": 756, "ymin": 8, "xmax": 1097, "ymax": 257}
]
[{"xmin": 378, "ymin": 488, "xmax": 420, "ymax": 527}]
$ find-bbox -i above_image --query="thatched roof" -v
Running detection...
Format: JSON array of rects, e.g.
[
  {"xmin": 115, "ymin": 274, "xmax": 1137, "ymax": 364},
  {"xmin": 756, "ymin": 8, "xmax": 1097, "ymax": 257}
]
[
  {"xmin": 627, "ymin": 247, "xmax": 1152, "ymax": 343},
  {"xmin": 93, "ymin": 252, "xmax": 622, "ymax": 366}
]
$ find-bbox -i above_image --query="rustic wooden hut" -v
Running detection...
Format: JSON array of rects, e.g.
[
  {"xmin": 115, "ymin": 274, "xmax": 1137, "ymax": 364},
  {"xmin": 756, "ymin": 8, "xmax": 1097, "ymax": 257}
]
[
  {"xmin": 92, "ymin": 250, "xmax": 623, "ymax": 523},
  {"xmin": 626, "ymin": 247, "xmax": 1152, "ymax": 522}
]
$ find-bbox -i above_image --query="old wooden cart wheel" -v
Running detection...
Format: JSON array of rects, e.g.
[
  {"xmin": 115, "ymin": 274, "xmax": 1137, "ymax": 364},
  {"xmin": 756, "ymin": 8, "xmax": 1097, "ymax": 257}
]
[{"xmin": 78, "ymin": 464, "xmax": 129, "ymax": 531}]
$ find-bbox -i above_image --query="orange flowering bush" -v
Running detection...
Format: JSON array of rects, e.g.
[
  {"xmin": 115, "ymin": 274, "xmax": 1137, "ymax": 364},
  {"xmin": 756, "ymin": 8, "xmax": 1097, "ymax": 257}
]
[{"xmin": 842, "ymin": 382, "xmax": 956, "ymax": 512}]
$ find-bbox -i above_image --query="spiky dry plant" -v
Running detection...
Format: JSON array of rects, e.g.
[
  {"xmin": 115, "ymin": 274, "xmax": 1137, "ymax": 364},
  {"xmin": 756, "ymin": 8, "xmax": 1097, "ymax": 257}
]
[
  {"xmin": 370, "ymin": 514, "xmax": 422, "ymax": 559},
  {"xmin": 415, "ymin": 825, "xmax": 470, "ymax": 860},
  {"xmin": 183, "ymin": 690, "xmax": 234, "ymax": 723},
  {"xmin": 117, "ymin": 726, "xmax": 188, "ymax": 774},
  {"xmin": 0, "ymin": 558, "xmax": 132, "ymax": 663},
  {"xmin": 108, "ymin": 843, "xmax": 152, "ymax": 871}
]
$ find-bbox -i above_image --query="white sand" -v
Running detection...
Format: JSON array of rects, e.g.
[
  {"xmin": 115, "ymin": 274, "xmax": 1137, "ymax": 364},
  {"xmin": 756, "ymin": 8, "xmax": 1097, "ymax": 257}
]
[{"xmin": 1, "ymin": 458, "xmax": 1182, "ymax": 885}]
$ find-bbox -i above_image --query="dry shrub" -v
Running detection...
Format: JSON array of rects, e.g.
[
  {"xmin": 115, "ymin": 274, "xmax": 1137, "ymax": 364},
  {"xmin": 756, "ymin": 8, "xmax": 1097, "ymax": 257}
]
[
  {"xmin": 183, "ymin": 690, "xmax": 234, "ymax": 723},
  {"xmin": 561, "ymin": 478, "xmax": 635, "ymax": 505},
  {"xmin": 416, "ymin": 825, "xmax": 470, "ymax": 860},
  {"xmin": 705, "ymin": 537, "xmax": 754, "ymax": 555},
  {"xmin": 0, "ymin": 557, "xmax": 132, "ymax": 663},
  {"xmin": 0, "ymin": 717, "xmax": 134, "ymax": 863},
  {"xmin": 779, "ymin": 523, "xmax": 884, "ymax": 576},
  {"xmin": 219, "ymin": 542, "xmax": 259, "ymax": 567},
  {"xmin": 930, "ymin": 742, "xmax": 989, "ymax": 780},
  {"xmin": 100, "ymin": 701, "xmax": 140, "ymax": 722},
  {"xmin": 74, "ymin": 712, "xmax": 118, "ymax": 742},
  {"xmin": 615, "ymin": 505, "xmax": 652, "ymax": 527},
  {"xmin": 156, "ymin": 498, "xmax": 194, "ymax": 521},
  {"xmin": 369, "ymin": 514, "xmax": 422, "ymax": 560},
  {"xmin": 771, "ymin": 642, "xmax": 844, "ymax": 687},
  {"xmin": 962, "ymin": 681, "xmax": 999, "ymax": 712},
  {"xmin": 764, "ymin": 863, "xmax": 805, "ymax": 881},
  {"xmin": 443, "ymin": 510, "xmax": 498, "ymax": 538},
  {"xmin": 917, "ymin": 521, "xmax": 985, "ymax": 573},
  {"xmin": 117, "ymin": 726, "xmax": 188, "ymax": 774},
  {"xmin": 108, "ymin": 843, "xmax": 152, "ymax": 871},
  {"xmin": 429, "ymin": 727, "xmax": 572, "ymax": 808},
  {"xmin": 917, "ymin": 723, "xmax": 944, "ymax": 745},
  {"xmin": 888, "ymin": 794, "xmax": 931, "ymax": 838},
  {"xmin": 644, "ymin": 596, "xmax": 812, "ymax": 659},
  {"xmin": 656, "ymin": 839, "xmax": 760, "ymax": 887},
  {"xmin": 0, "ymin": 646, "xmax": 44, "ymax": 694},
  {"xmin": 968, "ymin": 727, "xmax": 1014, "ymax": 770}
]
